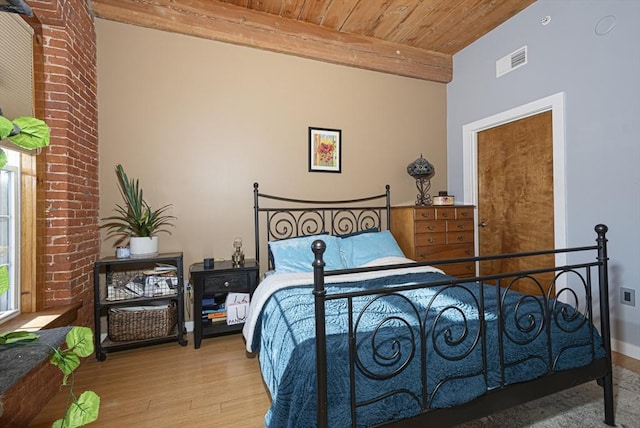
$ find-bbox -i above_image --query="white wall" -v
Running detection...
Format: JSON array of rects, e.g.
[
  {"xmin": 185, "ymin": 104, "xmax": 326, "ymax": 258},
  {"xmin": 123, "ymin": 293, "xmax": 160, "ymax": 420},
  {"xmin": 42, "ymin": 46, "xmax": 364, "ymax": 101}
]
[{"xmin": 447, "ymin": 0, "xmax": 640, "ymax": 358}]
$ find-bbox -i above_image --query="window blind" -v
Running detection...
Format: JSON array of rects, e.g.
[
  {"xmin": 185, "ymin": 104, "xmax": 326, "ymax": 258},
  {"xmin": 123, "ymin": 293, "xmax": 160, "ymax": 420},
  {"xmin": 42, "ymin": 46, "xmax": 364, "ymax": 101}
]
[{"xmin": 0, "ymin": 12, "xmax": 34, "ymax": 152}]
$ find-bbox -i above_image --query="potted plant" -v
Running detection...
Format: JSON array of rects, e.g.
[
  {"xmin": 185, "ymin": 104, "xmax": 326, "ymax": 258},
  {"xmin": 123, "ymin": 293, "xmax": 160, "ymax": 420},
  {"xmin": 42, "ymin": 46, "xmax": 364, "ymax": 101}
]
[{"xmin": 100, "ymin": 164, "xmax": 176, "ymax": 256}]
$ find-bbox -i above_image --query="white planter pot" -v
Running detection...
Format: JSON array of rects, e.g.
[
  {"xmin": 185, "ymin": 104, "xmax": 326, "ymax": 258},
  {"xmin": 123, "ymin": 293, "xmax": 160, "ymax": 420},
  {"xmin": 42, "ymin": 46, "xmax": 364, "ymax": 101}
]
[{"xmin": 129, "ymin": 236, "xmax": 158, "ymax": 257}]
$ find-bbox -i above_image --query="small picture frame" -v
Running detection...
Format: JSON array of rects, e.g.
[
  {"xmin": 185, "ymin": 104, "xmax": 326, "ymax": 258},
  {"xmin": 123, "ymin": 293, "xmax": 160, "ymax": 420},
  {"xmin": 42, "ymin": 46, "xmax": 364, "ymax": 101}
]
[{"xmin": 309, "ymin": 127, "xmax": 341, "ymax": 173}]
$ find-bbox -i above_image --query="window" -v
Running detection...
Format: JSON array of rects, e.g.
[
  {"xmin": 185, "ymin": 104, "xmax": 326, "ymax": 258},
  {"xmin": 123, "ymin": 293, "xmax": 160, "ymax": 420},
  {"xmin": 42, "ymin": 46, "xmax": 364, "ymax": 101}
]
[{"xmin": 0, "ymin": 149, "xmax": 20, "ymax": 321}]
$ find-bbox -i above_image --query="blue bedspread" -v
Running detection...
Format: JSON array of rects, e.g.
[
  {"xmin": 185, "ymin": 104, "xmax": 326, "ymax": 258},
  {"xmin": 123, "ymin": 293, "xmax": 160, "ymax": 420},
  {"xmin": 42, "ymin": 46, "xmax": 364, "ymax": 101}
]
[{"xmin": 249, "ymin": 270, "xmax": 605, "ymax": 427}]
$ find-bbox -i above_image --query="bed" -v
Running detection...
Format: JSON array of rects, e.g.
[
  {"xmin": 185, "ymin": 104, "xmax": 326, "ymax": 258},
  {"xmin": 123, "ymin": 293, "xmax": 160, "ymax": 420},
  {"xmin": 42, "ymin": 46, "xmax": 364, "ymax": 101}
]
[{"xmin": 243, "ymin": 183, "xmax": 614, "ymax": 428}]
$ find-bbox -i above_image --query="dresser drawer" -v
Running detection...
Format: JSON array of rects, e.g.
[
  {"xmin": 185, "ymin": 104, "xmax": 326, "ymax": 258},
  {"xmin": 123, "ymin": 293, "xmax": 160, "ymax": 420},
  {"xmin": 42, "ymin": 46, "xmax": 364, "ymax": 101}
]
[
  {"xmin": 415, "ymin": 221, "xmax": 446, "ymax": 234},
  {"xmin": 447, "ymin": 219, "xmax": 474, "ymax": 232},
  {"xmin": 203, "ymin": 273, "xmax": 248, "ymax": 293},
  {"xmin": 441, "ymin": 262, "xmax": 476, "ymax": 277},
  {"xmin": 414, "ymin": 245, "xmax": 474, "ymax": 262},
  {"xmin": 455, "ymin": 207, "xmax": 474, "ymax": 220},
  {"xmin": 415, "ymin": 232, "xmax": 447, "ymax": 246},
  {"xmin": 447, "ymin": 230, "xmax": 474, "ymax": 244},
  {"xmin": 414, "ymin": 208, "xmax": 435, "ymax": 220},
  {"xmin": 435, "ymin": 207, "xmax": 456, "ymax": 220}
]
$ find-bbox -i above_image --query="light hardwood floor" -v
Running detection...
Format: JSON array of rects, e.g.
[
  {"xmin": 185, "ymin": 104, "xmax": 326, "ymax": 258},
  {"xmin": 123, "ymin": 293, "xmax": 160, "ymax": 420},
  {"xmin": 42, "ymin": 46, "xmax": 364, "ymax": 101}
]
[
  {"xmin": 29, "ymin": 333, "xmax": 270, "ymax": 428},
  {"xmin": 29, "ymin": 333, "xmax": 640, "ymax": 428}
]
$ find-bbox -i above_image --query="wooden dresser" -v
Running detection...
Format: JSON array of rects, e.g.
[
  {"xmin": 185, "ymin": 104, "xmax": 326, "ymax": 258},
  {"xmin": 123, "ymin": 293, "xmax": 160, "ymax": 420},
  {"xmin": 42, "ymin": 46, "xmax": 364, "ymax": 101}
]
[{"xmin": 390, "ymin": 205, "xmax": 476, "ymax": 277}]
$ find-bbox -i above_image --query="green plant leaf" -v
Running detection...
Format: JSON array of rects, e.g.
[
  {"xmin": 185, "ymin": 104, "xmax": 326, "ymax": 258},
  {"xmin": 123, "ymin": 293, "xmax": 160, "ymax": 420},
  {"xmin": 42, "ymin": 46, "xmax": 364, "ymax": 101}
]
[
  {"xmin": 66, "ymin": 326, "xmax": 94, "ymax": 357},
  {"xmin": 0, "ymin": 265, "xmax": 9, "ymax": 295},
  {"xmin": 100, "ymin": 164, "xmax": 175, "ymax": 240},
  {"xmin": 51, "ymin": 350, "xmax": 81, "ymax": 378},
  {"xmin": 53, "ymin": 390, "xmax": 100, "ymax": 428},
  {"xmin": 0, "ymin": 116, "xmax": 13, "ymax": 139},
  {"xmin": 8, "ymin": 116, "xmax": 50, "ymax": 149},
  {"xmin": 0, "ymin": 330, "xmax": 38, "ymax": 344},
  {"xmin": 0, "ymin": 148, "xmax": 7, "ymax": 168}
]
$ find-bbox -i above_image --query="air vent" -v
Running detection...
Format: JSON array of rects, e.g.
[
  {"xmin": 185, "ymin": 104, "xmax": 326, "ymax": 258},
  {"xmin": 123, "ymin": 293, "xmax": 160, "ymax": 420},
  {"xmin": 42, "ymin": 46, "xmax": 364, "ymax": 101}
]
[{"xmin": 496, "ymin": 46, "xmax": 527, "ymax": 78}]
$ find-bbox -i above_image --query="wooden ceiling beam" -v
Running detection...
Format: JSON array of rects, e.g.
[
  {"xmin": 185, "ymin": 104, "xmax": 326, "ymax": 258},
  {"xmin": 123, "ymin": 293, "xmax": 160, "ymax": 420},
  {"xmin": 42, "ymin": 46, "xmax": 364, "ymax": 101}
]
[{"xmin": 90, "ymin": 0, "xmax": 452, "ymax": 83}]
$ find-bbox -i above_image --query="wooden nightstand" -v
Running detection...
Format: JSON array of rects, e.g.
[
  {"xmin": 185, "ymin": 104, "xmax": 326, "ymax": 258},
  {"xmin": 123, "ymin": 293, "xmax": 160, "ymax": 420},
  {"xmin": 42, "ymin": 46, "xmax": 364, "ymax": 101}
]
[{"xmin": 189, "ymin": 259, "xmax": 259, "ymax": 349}]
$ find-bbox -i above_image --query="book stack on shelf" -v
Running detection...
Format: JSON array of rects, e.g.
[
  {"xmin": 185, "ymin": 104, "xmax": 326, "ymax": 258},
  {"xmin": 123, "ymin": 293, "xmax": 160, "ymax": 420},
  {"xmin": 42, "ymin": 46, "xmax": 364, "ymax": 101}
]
[{"xmin": 202, "ymin": 296, "xmax": 226, "ymax": 325}]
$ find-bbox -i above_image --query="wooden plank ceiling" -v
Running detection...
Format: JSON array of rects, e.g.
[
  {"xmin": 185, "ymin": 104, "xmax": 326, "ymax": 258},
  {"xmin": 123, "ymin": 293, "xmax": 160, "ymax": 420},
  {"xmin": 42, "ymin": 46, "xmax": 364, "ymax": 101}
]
[{"xmin": 90, "ymin": 0, "xmax": 536, "ymax": 83}]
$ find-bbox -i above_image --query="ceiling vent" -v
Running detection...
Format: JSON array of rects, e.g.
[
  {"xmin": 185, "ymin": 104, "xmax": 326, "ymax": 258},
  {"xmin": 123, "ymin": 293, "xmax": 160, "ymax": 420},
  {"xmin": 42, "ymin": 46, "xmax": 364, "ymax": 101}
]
[{"xmin": 496, "ymin": 46, "xmax": 527, "ymax": 78}]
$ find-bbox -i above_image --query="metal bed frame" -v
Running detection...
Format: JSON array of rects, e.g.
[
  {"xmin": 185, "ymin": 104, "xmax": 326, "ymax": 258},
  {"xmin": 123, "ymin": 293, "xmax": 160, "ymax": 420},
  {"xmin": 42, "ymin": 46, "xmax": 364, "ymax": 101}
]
[{"xmin": 252, "ymin": 183, "xmax": 614, "ymax": 427}]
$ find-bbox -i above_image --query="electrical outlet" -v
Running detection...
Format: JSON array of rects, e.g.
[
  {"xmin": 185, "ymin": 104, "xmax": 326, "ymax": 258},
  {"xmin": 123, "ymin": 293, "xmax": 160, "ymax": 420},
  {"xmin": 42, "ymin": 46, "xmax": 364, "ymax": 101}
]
[{"xmin": 620, "ymin": 287, "xmax": 635, "ymax": 306}]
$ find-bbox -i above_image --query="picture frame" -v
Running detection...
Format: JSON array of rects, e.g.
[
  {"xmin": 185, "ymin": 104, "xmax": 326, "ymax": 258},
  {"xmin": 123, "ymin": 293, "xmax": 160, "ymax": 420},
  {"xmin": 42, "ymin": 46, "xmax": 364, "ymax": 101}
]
[{"xmin": 309, "ymin": 127, "xmax": 341, "ymax": 173}]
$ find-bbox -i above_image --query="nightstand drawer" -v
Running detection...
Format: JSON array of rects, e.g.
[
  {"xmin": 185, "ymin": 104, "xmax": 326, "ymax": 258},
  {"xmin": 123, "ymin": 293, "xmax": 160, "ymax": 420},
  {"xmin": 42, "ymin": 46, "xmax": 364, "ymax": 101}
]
[{"xmin": 203, "ymin": 273, "xmax": 248, "ymax": 293}]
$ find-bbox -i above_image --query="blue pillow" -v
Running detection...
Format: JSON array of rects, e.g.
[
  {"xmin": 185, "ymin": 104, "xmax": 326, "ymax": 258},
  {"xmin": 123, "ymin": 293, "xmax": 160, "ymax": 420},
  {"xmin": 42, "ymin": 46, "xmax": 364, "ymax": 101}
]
[
  {"xmin": 268, "ymin": 232, "xmax": 328, "ymax": 269},
  {"xmin": 339, "ymin": 230, "xmax": 405, "ymax": 268},
  {"xmin": 336, "ymin": 227, "xmax": 379, "ymax": 239},
  {"xmin": 268, "ymin": 234, "xmax": 345, "ymax": 273}
]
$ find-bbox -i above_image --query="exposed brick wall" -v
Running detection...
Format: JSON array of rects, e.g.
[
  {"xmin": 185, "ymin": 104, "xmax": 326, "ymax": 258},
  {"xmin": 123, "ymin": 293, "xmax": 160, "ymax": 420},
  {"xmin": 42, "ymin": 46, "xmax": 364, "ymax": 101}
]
[
  {"xmin": 29, "ymin": 0, "xmax": 99, "ymax": 327},
  {"xmin": 2, "ymin": 3, "xmax": 99, "ymax": 425}
]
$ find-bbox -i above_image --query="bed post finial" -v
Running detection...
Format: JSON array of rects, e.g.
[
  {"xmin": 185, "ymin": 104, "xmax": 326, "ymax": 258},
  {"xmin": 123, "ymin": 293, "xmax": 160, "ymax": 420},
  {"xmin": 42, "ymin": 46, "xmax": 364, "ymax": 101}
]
[{"xmin": 312, "ymin": 239, "xmax": 328, "ymax": 428}]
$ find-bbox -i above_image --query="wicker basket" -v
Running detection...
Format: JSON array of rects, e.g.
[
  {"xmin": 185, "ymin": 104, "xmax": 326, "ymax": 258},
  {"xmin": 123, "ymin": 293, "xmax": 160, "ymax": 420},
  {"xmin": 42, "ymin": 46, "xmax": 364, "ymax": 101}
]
[{"xmin": 108, "ymin": 303, "xmax": 177, "ymax": 342}]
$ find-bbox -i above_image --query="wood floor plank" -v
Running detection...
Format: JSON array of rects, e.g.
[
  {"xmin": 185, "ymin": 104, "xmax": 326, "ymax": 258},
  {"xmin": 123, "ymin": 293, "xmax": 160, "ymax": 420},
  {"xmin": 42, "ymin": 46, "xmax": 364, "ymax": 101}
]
[{"xmin": 29, "ymin": 332, "xmax": 638, "ymax": 427}]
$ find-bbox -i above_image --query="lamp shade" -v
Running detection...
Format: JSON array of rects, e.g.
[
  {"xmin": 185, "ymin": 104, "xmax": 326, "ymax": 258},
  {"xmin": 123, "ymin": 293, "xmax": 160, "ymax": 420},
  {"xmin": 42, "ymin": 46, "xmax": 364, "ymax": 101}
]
[{"xmin": 406, "ymin": 155, "xmax": 435, "ymax": 179}]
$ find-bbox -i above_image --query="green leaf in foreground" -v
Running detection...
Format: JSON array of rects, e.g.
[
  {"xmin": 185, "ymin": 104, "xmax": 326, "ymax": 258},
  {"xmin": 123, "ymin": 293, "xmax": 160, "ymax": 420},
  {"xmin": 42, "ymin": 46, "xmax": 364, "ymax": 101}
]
[
  {"xmin": 0, "ymin": 265, "xmax": 9, "ymax": 295},
  {"xmin": 8, "ymin": 116, "xmax": 50, "ymax": 149},
  {"xmin": 0, "ymin": 330, "xmax": 38, "ymax": 345},
  {"xmin": 65, "ymin": 326, "xmax": 94, "ymax": 357},
  {"xmin": 53, "ymin": 391, "xmax": 100, "ymax": 428}
]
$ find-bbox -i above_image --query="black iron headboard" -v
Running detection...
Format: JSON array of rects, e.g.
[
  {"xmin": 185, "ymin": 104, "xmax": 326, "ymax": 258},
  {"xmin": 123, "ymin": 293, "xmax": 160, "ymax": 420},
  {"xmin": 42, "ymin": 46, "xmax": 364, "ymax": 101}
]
[{"xmin": 253, "ymin": 182, "xmax": 391, "ymax": 270}]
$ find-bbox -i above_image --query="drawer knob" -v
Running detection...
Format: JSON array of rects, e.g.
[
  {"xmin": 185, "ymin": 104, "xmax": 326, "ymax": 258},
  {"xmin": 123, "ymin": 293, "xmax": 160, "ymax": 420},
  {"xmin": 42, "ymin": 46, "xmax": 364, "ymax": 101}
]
[
  {"xmin": 420, "ymin": 253, "xmax": 429, "ymax": 259},
  {"xmin": 461, "ymin": 211, "xmax": 469, "ymax": 217},
  {"xmin": 466, "ymin": 265, "xmax": 474, "ymax": 271},
  {"xmin": 442, "ymin": 212, "xmax": 449, "ymax": 217},
  {"xmin": 457, "ymin": 236, "xmax": 465, "ymax": 241},
  {"xmin": 457, "ymin": 223, "xmax": 464, "ymax": 229},
  {"xmin": 465, "ymin": 249, "xmax": 472, "ymax": 255},
  {"xmin": 421, "ymin": 212, "xmax": 429, "ymax": 218},
  {"xmin": 224, "ymin": 281, "xmax": 230, "ymax": 287},
  {"xmin": 428, "ymin": 225, "xmax": 435, "ymax": 230},
  {"xmin": 428, "ymin": 238, "xmax": 436, "ymax": 243}
]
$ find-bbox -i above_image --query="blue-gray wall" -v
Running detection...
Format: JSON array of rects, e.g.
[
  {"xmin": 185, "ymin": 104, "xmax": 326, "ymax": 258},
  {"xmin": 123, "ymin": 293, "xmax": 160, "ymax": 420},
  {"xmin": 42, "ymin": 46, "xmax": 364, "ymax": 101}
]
[{"xmin": 447, "ymin": 0, "xmax": 640, "ymax": 357}]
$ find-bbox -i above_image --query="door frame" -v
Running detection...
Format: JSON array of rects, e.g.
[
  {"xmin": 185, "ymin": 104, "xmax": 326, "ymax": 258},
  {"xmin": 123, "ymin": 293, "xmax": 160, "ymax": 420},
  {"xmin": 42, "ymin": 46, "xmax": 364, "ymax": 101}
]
[{"xmin": 461, "ymin": 92, "xmax": 567, "ymax": 267}]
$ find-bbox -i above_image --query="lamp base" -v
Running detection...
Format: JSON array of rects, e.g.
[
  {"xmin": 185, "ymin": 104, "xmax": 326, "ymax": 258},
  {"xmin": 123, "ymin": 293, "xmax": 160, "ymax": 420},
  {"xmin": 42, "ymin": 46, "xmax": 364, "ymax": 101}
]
[{"xmin": 414, "ymin": 177, "xmax": 432, "ymax": 206}]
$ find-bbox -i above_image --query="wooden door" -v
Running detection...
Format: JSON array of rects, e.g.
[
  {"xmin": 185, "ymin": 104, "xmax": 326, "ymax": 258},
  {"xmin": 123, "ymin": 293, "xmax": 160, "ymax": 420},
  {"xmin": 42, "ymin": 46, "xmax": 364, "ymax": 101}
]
[{"xmin": 477, "ymin": 111, "xmax": 555, "ymax": 295}]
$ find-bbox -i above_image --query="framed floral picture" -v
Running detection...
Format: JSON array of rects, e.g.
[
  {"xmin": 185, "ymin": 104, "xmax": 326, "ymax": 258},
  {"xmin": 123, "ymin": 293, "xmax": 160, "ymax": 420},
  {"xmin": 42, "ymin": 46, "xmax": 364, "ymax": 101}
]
[{"xmin": 309, "ymin": 127, "xmax": 341, "ymax": 173}]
